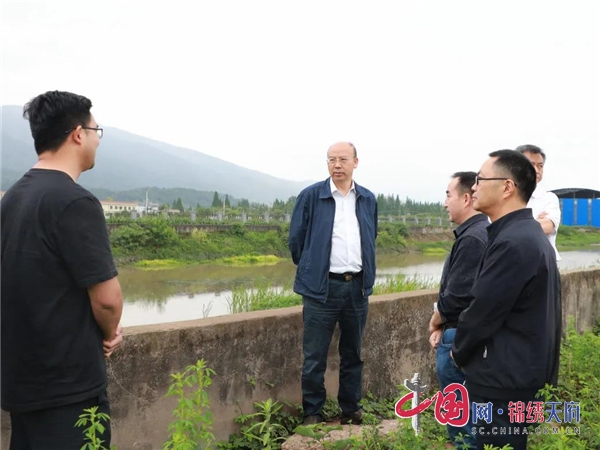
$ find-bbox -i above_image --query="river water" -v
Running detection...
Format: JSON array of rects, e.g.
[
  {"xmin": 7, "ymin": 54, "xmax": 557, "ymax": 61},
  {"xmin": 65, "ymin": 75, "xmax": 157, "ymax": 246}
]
[{"xmin": 120, "ymin": 249, "xmax": 600, "ymax": 327}]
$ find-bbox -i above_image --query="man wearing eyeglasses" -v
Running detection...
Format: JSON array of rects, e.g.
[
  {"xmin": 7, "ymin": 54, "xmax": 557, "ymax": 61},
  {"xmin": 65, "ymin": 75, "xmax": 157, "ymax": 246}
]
[
  {"xmin": 1, "ymin": 91, "xmax": 122, "ymax": 448},
  {"xmin": 289, "ymin": 142, "xmax": 377, "ymax": 426},
  {"xmin": 516, "ymin": 145, "xmax": 561, "ymax": 261},
  {"xmin": 451, "ymin": 150, "xmax": 561, "ymax": 450}
]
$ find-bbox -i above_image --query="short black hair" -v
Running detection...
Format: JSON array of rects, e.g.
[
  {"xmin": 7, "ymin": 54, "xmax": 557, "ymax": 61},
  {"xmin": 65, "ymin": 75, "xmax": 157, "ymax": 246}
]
[
  {"xmin": 451, "ymin": 171, "xmax": 477, "ymax": 195},
  {"xmin": 515, "ymin": 144, "xmax": 546, "ymax": 162},
  {"xmin": 23, "ymin": 91, "xmax": 93, "ymax": 155},
  {"xmin": 489, "ymin": 149, "xmax": 537, "ymax": 203}
]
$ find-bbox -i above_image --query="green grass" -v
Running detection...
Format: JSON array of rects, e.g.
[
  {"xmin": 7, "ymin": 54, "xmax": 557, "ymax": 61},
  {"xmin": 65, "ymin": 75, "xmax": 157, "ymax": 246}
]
[
  {"xmin": 556, "ymin": 227, "xmax": 600, "ymax": 249},
  {"xmin": 110, "ymin": 219, "xmax": 599, "ymax": 267},
  {"xmin": 373, "ymin": 275, "xmax": 438, "ymax": 295},
  {"xmin": 216, "ymin": 254, "xmax": 283, "ymax": 266},
  {"xmin": 284, "ymin": 321, "xmax": 600, "ymax": 449},
  {"xmin": 421, "ymin": 247, "xmax": 450, "ymax": 255},
  {"xmin": 389, "ymin": 320, "xmax": 600, "ymax": 450},
  {"xmin": 227, "ymin": 275, "xmax": 439, "ymax": 314},
  {"xmin": 110, "ymin": 220, "xmax": 290, "ymax": 264},
  {"xmin": 228, "ymin": 284, "xmax": 302, "ymax": 313},
  {"xmin": 526, "ymin": 319, "xmax": 600, "ymax": 449},
  {"xmin": 133, "ymin": 259, "xmax": 191, "ymax": 270},
  {"xmin": 411, "ymin": 241, "xmax": 453, "ymax": 255}
]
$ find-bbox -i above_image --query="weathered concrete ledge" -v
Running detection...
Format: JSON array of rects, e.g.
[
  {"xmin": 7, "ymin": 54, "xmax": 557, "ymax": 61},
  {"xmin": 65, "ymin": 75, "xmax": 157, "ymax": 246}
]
[{"xmin": 2, "ymin": 268, "xmax": 599, "ymax": 449}]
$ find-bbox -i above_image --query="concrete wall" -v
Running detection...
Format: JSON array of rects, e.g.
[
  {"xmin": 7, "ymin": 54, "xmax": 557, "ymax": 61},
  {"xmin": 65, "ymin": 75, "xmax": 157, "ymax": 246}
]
[{"xmin": 2, "ymin": 268, "xmax": 599, "ymax": 449}]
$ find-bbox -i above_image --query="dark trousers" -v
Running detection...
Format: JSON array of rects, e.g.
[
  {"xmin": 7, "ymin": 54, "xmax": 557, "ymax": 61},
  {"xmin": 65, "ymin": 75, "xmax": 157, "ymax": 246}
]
[
  {"xmin": 9, "ymin": 390, "xmax": 111, "ymax": 450},
  {"xmin": 436, "ymin": 328, "xmax": 476, "ymax": 449},
  {"xmin": 469, "ymin": 393, "xmax": 534, "ymax": 450},
  {"xmin": 301, "ymin": 276, "xmax": 368, "ymax": 418}
]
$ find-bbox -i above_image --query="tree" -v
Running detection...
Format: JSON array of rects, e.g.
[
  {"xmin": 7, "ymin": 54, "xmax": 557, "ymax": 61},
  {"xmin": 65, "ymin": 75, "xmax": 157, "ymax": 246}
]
[
  {"xmin": 225, "ymin": 194, "xmax": 231, "ymax": 208},
  {"xmin": 211, "ymin": 192, "xmax": 221, "ymax": 208},
  {"xmin": 284, "ymin": 196, "xmax": 297, "ymax": 213},
  {"xmin": 174, "ymin": 198, "xmax": 184, "ymax": 213}
]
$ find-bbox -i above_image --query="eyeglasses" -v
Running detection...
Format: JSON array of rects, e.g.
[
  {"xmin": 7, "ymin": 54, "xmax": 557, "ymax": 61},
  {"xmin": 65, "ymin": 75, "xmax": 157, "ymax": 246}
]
[
  {"xmin": 326, "ymin": 157, "xmax": 354, "ymax": 165},
  {"xmin": 65, "ymin": 125, "xmax": 104, "ymax": 139},
  {"xmin": 475, "ymin": 175, "xmax": 518, "ymax": 187}
]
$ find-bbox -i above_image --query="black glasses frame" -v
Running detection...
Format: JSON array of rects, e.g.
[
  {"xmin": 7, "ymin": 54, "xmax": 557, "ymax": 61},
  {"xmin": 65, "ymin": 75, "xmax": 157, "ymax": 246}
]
[
  {"xmin": 475, "ymin": 175, "xmax": 518, "ymax": 187},
  {"xmin": 65, "ymin": 126, "xmax": 103, "ymax": 139}
]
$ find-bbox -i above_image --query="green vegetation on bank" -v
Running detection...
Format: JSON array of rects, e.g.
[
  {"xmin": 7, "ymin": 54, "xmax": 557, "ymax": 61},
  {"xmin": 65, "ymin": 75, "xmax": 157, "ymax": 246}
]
[
  {"xmin": 556, "ymin": 226, "xmax": 600, "ymax": 249},
  {"xmin": 110, "ymin": 220, "xmax": 289, "ymax": 264},
  {"xmin": 228, "ymin": 275, "xmax": 438, "ymax": 313},
  {"xmin": 374, "ymin": 275, "xmax": 438, "ymax": 294},
  {"xmin": 133, "ymin": 259, "xmax": 191, "ymax": 270},
  {"xmin": 110, "ymin": 219, "xmax": 420, "ymax": 265},
  {"xmin": 218, "ymin": 255, "xmax": 283, "ymax": 266},
  {"xmin": 228, "ymin": 285, "xmax": 299, "ymax": 313},
  {"xmin": 413, "ymin": 241, "xmax": 454, "ymax": 255},
  {"xmin": 79, "ymin": 320, "xmax": 600, "ymax": 449},
  {"xmin": 109, "ymin": 217, "xmax": 599, "ymax": 266}
]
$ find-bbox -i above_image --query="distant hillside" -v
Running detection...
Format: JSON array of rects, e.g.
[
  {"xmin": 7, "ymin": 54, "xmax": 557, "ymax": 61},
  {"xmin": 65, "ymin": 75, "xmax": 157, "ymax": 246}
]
[
  {"xmin": 91, "ymin": 186, "xmax": 241, "ymax": 208},
  {"xmin": 0, "ymin": 105, "xmax": 312, "ymax": 203}
]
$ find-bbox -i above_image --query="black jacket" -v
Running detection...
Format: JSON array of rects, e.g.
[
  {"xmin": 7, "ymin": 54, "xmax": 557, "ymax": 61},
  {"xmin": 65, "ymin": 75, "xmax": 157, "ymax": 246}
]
[
  {"xmin": 437, "ymin": 214, "xmax": 488, "ymax": 326},
  {"xmin": 452, "ymin": 208, "xmax": 562, "ymax": 400}
]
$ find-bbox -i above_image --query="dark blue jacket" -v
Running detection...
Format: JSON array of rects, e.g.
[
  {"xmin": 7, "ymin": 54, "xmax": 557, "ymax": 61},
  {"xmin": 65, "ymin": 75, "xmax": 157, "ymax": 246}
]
[{"xmin": 288, "ymin": 178, "xmax": 378, "ymax": 302}]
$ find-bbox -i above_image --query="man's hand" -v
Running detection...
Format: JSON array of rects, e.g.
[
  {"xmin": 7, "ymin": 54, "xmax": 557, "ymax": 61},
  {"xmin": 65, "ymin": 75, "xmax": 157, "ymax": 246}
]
[
  {"xmin": 429, "ymin": 329, "xmax": 442, "ymax": 349},
  {"xmin": 429, "ymin": 311, "xmax": 443, "ymax": 334},
  {"xmin": 536, "ymin": 211, "xmax": 556, "ymax": 235},
  {"xmin": 103, "ymin": 323, "xmax": 123, "ymax": 359}
]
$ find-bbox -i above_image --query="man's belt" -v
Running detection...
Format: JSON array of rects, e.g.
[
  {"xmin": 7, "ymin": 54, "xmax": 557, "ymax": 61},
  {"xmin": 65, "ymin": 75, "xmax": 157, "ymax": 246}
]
[
  {"xmin": 329, "ymin": 271, "xmax": 363, "ymax": 282},
  {"xmin": 443, "ymin": 321, "xmax": 458, "ymax": 330}
]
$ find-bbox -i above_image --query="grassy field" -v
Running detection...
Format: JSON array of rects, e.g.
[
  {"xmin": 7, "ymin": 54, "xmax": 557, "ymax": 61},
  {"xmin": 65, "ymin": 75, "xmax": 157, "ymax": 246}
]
[{"xmin": 556, "ymin": 226, "xmax": 600, "ymax": 248}]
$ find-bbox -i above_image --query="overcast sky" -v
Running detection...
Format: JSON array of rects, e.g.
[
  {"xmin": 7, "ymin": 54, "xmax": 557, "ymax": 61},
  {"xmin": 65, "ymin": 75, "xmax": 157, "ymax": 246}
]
[{"xmin": 2, "ymin": 0, "xmax": 598, "ymax": 202}]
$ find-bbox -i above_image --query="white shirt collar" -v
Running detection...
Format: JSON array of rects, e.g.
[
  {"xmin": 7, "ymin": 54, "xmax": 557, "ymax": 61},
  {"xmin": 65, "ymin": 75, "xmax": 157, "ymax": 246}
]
[{"xmin": 330, "ymin": 178, "xmax": 355, "ymax": 195}]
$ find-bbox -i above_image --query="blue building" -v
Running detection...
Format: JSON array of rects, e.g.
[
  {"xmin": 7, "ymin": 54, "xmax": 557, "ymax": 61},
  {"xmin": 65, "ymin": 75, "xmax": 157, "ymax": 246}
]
[{"xmin": 551, "ymin": 188, "xmax": 600, "ymax": 227}]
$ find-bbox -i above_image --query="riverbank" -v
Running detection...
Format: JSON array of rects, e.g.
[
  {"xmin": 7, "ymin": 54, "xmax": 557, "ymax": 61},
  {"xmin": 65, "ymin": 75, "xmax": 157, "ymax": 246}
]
[
  {"xmin": 557, "ymin": 226, "xmax": 600, "ymax": 248},
  {"xmin": 110, "ymin": 221, "xmax": 444, "ymax": 266},
  {"xmin": 110, "ymin": 220, "xmax": 600, "ymax": 267}
]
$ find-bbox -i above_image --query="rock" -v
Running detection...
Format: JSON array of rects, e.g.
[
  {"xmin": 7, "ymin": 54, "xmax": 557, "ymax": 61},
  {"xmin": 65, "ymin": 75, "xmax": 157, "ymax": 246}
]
[{"xmin": 282, "ymin": 420, "xmax": 400, "ymax": 450}]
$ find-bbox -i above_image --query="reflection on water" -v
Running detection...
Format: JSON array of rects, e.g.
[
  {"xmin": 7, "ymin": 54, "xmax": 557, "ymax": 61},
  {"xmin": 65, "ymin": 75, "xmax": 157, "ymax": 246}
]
[
  {"xmin": 122, "ymin": 291, "xmax": 233, "ymax": 326},
  {"xmin": 121, "ymin": 249, "xmax": 600, "ymax": 327}
]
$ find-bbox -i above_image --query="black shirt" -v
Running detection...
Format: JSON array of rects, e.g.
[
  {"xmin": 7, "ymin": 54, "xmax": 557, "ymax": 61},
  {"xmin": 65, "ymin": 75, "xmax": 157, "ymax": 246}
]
[
  {"xmin": 1, "ymin": 169, "xmax": 118, "ymax": 412},
  {"xmin": 437, "ymin": 214, "xmax": 488, "ymax": 326},
  {"xmin": 452, "ymin": 208, "xmax": 561, "ymax": 400}
]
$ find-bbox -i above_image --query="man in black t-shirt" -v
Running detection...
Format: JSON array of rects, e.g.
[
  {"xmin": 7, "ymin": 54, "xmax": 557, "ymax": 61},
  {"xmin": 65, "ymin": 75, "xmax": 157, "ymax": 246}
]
[{"xmin": 1, "ymin": 91, "xmax": 123, "ymax": 449}]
